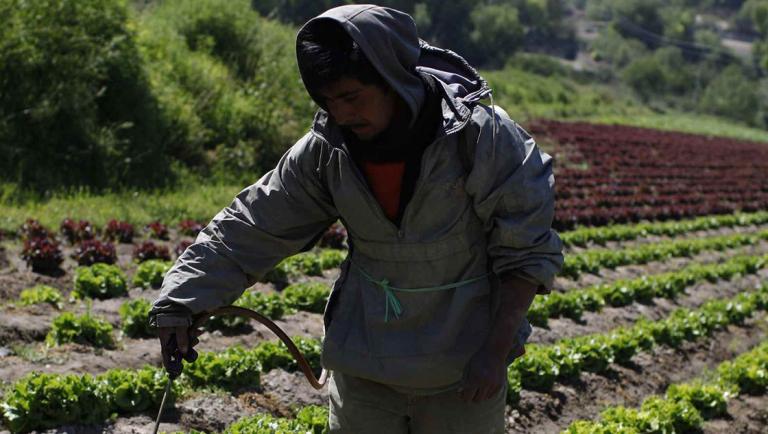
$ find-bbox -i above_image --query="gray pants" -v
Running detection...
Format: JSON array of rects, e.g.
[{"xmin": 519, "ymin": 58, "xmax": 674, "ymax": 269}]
[{"xmin": 328, "ymin": 370, "xmax": 507, "ymax": 434}]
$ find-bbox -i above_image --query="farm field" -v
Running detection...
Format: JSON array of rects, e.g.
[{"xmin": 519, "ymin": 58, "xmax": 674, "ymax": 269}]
[{"xmin": 1, "ymin": 122, "xmax": 768, "ymax": 434}]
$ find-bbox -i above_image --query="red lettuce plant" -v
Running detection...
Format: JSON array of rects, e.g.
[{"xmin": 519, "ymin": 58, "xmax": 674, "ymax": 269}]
[
  {"xmin": 72, "ymin": 240, "xmax": 117, "ymax": 266},
  {"xmin": 60, "ymin": 218, "xmax": 96, "ymax": 244},
  {"xmin": 22, "ymin": 237, "xmax": 64, "ymax": 274},
  {"xmin": 146, "ymin": 221, "xmax": 169, "ymax": 240},
  {"xmin": 175, "ymin": 240, "xmax": 193, "ymax": 258},
  {"xmin": 320, "ymin": 223, "xmax": 347, "ymax": 249},
  {"xmin": 19, "ymin": 219, "xmax": 50, "ymax": 240},
  {"xmin": 133, "ymin": 241, "xmax": 170, "ymax": 263},
  {"xmin": 178, "ymin": 220, "xmax": 204, "ymax": 237},
  {"xmin": 103, "ymin": 220, "xmax": 134, "ymax": 243}
]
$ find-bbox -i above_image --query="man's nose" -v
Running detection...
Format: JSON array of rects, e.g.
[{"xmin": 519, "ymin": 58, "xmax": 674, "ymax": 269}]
[{"xmin": 328, "ymin": 101, "xmax": 355, "ymax": 124}]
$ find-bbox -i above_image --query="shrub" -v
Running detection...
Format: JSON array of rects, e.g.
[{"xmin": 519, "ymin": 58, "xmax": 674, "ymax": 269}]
[
  {"xmin": 72, "ymin": 239, "xmax": 117, "ymax": 266},
  {"xmin": 60, "ymin": 218, "xmax": 96, "ymax": 244},
  {"xmin": 295, "ymin": 405, "xmax": 330, "ymax": 434},
  {"xmin": 119, "ymin": 298, "xmax": 155, "ymax": 338},
  {"xmin": 133, "ymin": 241, "xmax": 171, "ymax": 262},
  {"xmin": 0, "ymin": 0, "xmax": 174, "ymax": 192},
  {"xmin": 282, "ymin": 282, "xmax": 330, "ymax": 313},
  {"xmin": 46, "ymin": 311, "xmax": 115, "ymax": 348},
  {"xmin": 19, "ymin": 285, "xmax": 64, "ymax": 309},
  {"xmin": 73, "ymin": 263, "xmax": 128, "ymax": 299},
  {"xmin": 103, "ymin": 220, "xmax": 134, "ymax": 243},
  {"xmin": 21, "ymin": 237, "xmax": 64, "ymax": 274},
  {"xmin": 145, "ymin": 221, "xmax": 169, "ymax": 240},
  {"xmin": 133, "ymin": 259, "xmax": 173, "ymax": 289}
]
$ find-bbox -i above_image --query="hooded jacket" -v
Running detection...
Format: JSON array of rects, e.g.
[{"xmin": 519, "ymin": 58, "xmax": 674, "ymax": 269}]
[{"xmin": 149, "ymin": 4, "xmax": 564, "ymax": 393}]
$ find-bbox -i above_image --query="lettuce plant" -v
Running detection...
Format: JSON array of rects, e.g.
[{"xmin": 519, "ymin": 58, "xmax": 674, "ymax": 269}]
[
  {"xmin": 73, "ymin": 263, "xmax": 127, "ymax": 299},
  {"xmin": 132, "ymin": 259, "xmax": 172, "ymax": 289},
  {"xmin": 19, "ymin": 285, "xmax": 63, "ymax": 309},
  {"xmin": 132, "ymin": 241, "xmax": 171, "ymax": 262},
  {"xmin": 103, "ymin": 219, "xmax": 134, "ymax": 243},
  {"xmin": 72, "ymin": 239, "xmax": 117, "ymax": 266},
  {"xmin": 46, "ymin": 311, "xmax": 116, "ymax": 348}
]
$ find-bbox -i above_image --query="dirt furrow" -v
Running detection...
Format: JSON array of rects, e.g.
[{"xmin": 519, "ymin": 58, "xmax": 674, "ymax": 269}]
[
  {"xmin": 554, "ymin": 238, "xmax": 768, "ymax": 291},
  {"xmin": 534, "ymin": 268, "xmax": 768, "ymax": 345}
]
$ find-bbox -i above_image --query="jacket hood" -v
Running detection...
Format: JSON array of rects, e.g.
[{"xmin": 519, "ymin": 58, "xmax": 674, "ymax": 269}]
[{"xmin": 296, "ymin": 4, "xmax": 491, "ymax": 124}]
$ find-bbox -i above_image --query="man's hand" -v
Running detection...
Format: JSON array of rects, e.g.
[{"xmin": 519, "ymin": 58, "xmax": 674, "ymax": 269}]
[
  {"xmin": 158, "ymin": 325, "xmax": 204, "ymax": 378},
  {"xmin": 458, "ymin": 345, "xmax": 508, "ymax": 402},
  {"xmin": 458, "ymin": 274, "xmax": 538, "ymax": 402}
]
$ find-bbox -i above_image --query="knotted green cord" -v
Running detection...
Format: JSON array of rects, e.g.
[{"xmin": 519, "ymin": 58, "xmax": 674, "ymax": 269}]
[{"xmin": 350, "ymin": 260, "xmax": 490, "ymax": 322}]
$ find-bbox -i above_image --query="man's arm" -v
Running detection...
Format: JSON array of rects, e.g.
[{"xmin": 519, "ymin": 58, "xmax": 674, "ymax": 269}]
[
  {"xmin": 149, "ymin": 133, "xmax": 339, "ymax": 327},
  {"xmin": 459, "ymin": 106, "xmax": 564, "ymax": 402}
]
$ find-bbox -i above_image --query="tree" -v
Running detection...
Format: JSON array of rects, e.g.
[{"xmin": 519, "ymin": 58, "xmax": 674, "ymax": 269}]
[{"xmin": 468, "ymin": 4, "xmax": 525, "ymax": 66}]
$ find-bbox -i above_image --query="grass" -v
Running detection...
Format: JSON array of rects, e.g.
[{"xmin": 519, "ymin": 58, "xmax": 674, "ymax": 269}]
[
  {"xmin": 484, "ymin": 66, "xmax": 768, "ymax": 144},
  {"xmin": 0, "ymin": 183, "xmax": 244, "ymax": 234}
]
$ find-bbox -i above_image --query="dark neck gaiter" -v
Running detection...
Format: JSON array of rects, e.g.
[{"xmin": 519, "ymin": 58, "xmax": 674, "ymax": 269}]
[{"xmin": 342, "ymin": 73, "xmax": 443, "ymax": 226}]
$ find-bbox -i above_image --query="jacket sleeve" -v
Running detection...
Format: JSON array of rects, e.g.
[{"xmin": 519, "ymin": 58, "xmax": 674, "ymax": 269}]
[
  {"xmin": 463, "ymin": 105, "xmax": 564, "ymax": 293},
  {"xmin": 149, "ymin": 133, "xmax": 339, "ymax": 327}
]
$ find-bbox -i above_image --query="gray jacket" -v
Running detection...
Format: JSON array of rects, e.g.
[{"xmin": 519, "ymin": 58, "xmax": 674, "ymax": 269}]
[{"xmin": 150, "ymin": 4, "xmax": 563, "ymax": 393}]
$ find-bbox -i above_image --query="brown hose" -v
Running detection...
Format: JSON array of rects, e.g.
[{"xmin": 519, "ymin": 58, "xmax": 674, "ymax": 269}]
[{"xmin": 190, "ymin": 306, "xmax": 328, "ymax": 390}]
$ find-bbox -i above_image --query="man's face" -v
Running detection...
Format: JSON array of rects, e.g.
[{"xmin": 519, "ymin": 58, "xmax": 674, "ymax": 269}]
[{"xmin": 318, "ymin": 77, "xmax": 398, "ymax": 140}]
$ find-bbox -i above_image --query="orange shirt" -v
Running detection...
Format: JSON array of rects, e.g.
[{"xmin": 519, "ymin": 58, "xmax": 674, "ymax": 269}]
[{"xmin": 361, "ymin": 161, "xmax": 406, "ymax": 221}]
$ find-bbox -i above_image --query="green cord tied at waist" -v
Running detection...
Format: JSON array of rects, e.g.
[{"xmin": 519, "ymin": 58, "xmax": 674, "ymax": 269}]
[{"xmin": 350, "ymin": 260, "xmax": 490, "ymax": 322}]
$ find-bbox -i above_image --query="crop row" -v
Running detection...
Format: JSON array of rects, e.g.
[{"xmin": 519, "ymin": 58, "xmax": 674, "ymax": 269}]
[
  {"xmin": 121, "ymin": 281, "xmax": 332, "ymax": 339},
  {"xmin": 530, "ymin": 253, "xmax": 767, "ymax": 326},
  {"xmin": 4, "ymin": 284, "xmax": 766, "ymax": 433},
  {"xmin": 17, "ymin": 280, "xmax": 333, "ymax": 345},
  {"xmin": 563, "ymin": 340, "xmax": 768, "ymax": 433},
  {"xmin": 561, "ymin": 229, "xmax": 768, "ymax": 279},
  {"xmin": 529, "ymin": 121, "xmax": 768, "ymax": 229},
  {"xmin": 0, "ymin": 334, "xmax": 324, "ymax": 433},
  {"xmin": 507, "ymin": 284, "xmax": 768, "ymax": 403},
  {"xmin": 10, "ymin": 248, "xmax": 345, "ymax": 309},
  {"xmin": 559, "ymin": 211, "xmax": 768, "ymax": 247}
]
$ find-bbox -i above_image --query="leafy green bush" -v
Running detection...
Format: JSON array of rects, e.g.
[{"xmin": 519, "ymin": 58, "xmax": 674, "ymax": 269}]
[
  {"xmin": 19, "ymin": 285, "xmax": 63, "ymax": 308},
  {"xmin": 45, "ymin": 311, "xmax": 115, "ymax": 348},
  {"xmin": 282, "ymin": 282, "xmax": 331, "ymax": 313},
  {"xmin": 132, "ymin": 259, "xmax": 173, "ymax": 289},
  {"xmin": 0, "ymin": 0, "xmax": 173, "ymax": 192},
  {"xmin": 73, "ymin": 263, "xmax": 128, "ymax": 299},
  {"xmin": 137, "ymin": 0, "xmax": 312, "ymax": 184},
  {"xmin": 119, "ymin": 298, "xmax": 155, "ymax": 338}
]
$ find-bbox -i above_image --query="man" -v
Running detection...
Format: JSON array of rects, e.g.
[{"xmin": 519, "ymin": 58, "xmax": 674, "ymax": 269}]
[{"xmin": 149, "ymin": 4, "xmax": 563, "ymax": 433}]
